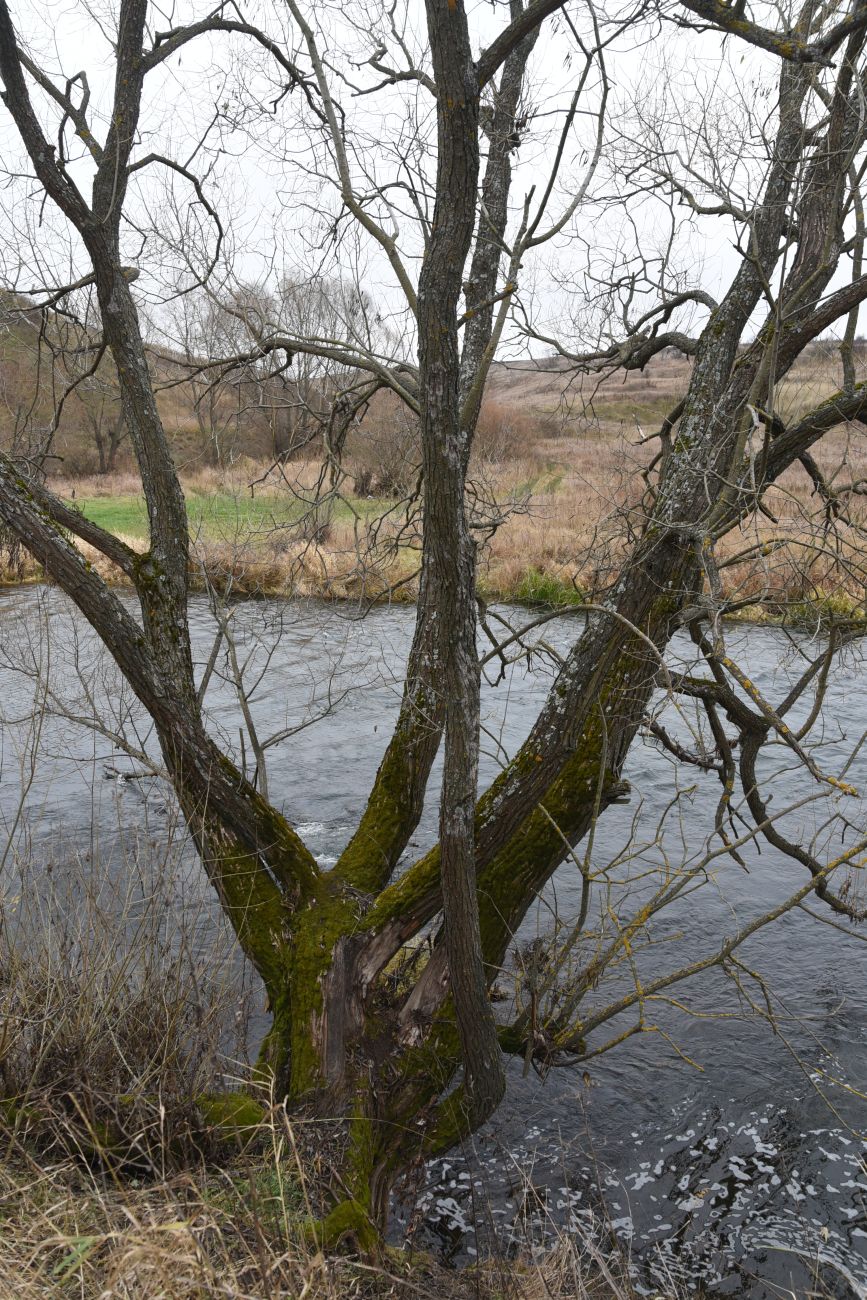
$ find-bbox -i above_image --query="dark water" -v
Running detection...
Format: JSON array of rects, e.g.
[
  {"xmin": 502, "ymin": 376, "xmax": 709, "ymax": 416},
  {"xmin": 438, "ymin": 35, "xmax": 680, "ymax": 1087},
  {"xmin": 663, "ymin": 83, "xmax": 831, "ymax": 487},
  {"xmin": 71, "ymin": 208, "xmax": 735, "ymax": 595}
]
[{"xmin": 1, "ymin": 585, "xmax": 866, "ymax": 1297}]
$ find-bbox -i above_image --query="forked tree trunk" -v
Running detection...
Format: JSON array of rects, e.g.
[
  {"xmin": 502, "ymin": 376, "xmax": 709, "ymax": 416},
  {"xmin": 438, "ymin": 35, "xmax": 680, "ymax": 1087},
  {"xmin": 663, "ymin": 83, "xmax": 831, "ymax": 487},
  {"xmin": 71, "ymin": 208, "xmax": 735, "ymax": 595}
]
[{"xmin": 1, "ymin": 0, "xmax": 866, "ymax": 1253}]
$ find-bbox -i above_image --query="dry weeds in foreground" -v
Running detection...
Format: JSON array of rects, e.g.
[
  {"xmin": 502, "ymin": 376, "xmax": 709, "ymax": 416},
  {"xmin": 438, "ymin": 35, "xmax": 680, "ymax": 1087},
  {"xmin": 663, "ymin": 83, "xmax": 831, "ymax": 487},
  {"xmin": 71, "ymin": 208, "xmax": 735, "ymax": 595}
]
[
  {"xmin": 0, "ymin": 845, "xmax": 657, "ymax": 1300},
  {"xmin": 0, "ymin": 1131, "xmax": 658, "ymax": 1300}
]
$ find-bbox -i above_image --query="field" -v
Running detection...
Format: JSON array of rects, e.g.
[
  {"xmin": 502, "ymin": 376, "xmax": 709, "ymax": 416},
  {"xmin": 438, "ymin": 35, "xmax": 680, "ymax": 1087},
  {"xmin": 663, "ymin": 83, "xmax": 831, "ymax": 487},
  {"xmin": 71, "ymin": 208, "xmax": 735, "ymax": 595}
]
[
  {"xmin": 4, "ymin": 348, "xmax": 867, "ymax": 620},
  {"xmin": 70, "ymin": 484, "xmax": 386, "ymax": 541}
]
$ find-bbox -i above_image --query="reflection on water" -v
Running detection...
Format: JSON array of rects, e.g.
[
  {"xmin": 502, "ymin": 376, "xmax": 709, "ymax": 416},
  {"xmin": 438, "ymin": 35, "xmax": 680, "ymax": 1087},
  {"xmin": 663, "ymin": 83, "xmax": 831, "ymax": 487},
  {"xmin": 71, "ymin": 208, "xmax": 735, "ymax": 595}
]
[{"xmin": 1, "ymin": 586, "xmax": 866, "ymax": 1297}]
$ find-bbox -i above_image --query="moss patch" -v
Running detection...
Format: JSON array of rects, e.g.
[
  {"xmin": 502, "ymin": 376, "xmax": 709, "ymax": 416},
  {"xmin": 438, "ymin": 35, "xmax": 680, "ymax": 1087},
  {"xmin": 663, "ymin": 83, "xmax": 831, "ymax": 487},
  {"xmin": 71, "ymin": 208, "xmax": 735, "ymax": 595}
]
[{"xmin": 197, "ymin": 1091, "xmax": 266, "ymax": 1137}]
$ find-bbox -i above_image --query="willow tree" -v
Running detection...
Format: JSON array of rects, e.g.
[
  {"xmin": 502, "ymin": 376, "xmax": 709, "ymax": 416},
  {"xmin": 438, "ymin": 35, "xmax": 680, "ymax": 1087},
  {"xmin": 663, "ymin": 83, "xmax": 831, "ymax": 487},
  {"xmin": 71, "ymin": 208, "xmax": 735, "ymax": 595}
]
[{"xmin": 2, "ymin": 0, "xmax": 867, "ymax": 1246}]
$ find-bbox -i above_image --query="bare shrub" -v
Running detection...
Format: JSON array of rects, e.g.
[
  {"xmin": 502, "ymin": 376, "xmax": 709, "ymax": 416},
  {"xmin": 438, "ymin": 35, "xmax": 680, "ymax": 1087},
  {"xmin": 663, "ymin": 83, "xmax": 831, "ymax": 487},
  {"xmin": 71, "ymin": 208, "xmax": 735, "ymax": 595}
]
[
  {"xmin": 347, "ymin": 395, "xmax": 419, "ymax": 497},
  {"xmin": 0, "ymin": 837, "xmax": 257, "ymax": 1169},
  {"xmin": 473, "ymin": 399, "xmax": 559, "ymax": 463}
]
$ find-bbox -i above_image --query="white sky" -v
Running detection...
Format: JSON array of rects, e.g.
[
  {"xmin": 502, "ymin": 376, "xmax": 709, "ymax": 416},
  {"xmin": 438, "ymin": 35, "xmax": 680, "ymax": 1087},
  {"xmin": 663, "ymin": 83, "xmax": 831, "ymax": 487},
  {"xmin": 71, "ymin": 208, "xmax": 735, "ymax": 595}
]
[{"xmin": 1, "ymin": 0, "xmax": 851, "ymax": 359}]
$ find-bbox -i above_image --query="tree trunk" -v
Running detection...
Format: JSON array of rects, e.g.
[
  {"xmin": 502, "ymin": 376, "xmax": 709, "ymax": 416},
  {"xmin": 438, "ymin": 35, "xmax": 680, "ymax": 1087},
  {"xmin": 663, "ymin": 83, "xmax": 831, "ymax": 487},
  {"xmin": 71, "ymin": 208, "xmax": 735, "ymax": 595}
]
[{"xmin": 2, "ymin": 0, "xmax": 866, "ymax": 1251}]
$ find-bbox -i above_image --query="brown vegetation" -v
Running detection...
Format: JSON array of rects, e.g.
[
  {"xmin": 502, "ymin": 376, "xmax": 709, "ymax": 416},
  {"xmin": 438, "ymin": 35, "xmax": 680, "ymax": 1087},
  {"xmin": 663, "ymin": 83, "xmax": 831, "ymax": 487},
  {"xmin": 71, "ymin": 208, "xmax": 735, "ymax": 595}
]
[
  {"xmin": 0, "ymin": 848, "xmax": 646, "ymax": 1300},
  {"xmin": 5, "ymin": 347, "xmax": 864, "ymax": 622}
]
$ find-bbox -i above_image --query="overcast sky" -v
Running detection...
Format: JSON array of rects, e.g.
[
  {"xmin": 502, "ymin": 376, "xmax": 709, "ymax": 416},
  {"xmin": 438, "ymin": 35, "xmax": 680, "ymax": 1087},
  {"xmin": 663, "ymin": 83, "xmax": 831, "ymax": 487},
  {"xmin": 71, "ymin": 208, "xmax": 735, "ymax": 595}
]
[{"xmin": 2, "ymin": 0, "xmax": 845, "ymax": 358}]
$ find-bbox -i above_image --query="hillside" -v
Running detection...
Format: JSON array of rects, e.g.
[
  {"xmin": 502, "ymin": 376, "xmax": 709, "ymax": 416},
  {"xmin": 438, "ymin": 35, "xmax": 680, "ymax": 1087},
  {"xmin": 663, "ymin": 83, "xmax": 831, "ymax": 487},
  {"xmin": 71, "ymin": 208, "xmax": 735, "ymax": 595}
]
[
  {"xmin": 4, "ymin": 300, "xmax": 867, "ymax": 623},
  {"xmin": 3, "ymin": 282, "xmax": 861, "ymax": 483}
]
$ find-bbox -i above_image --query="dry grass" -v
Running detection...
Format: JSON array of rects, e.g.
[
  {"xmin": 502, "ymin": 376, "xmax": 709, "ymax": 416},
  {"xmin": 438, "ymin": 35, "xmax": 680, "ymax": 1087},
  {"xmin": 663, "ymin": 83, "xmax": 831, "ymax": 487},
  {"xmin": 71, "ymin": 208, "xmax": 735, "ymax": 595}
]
[
  {"xmin": 0, "ymin": 843, "xmax": 654, "ymax": 1300},
  {"xmin": 49, "ymin": 461, "xmax": 286, "ymax": 503},
  {"xmin": 0, "ymin": 1143, "xmax": 654, "ymax": 1299},
  {"xmin": 0, "ymin": 834, "xmax": 256, "ymax": 1158},
  {"xmin": 6, "ymin": 349, "xmax": 867, "ymax": 618}
]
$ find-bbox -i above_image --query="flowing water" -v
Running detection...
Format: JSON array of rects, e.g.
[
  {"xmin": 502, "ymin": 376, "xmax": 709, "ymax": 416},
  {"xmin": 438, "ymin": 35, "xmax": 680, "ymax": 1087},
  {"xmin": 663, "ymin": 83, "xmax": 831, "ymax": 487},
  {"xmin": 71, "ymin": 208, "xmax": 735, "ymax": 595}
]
[{"xmin": 1, "ymin": 584, "xmax": 866, "ymax": 1297}]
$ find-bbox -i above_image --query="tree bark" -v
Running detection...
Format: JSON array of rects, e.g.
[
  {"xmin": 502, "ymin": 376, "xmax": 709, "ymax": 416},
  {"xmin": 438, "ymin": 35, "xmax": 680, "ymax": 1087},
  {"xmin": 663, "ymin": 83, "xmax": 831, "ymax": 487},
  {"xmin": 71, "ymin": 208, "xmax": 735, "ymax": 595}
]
[{"xmin": 1, "ymin": 0, "xmax": 866, "ymax": 1244}]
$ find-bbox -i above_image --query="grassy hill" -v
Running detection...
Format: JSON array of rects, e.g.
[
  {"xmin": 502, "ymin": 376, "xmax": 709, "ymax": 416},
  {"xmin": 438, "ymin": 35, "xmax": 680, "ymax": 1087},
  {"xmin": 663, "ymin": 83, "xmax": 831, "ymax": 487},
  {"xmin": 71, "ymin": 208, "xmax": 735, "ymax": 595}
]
[{"xmin": 3, "ymin": 295, "xmax": 867, "ymax": 622}]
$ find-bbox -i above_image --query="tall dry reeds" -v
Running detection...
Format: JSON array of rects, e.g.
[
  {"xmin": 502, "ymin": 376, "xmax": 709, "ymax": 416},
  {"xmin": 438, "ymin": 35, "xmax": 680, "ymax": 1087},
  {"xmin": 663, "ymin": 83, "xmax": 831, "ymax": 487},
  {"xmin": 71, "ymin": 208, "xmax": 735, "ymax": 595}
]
[
  {"xmin": 0, "ymin": 842, "xmax": 657, "ymax": 1300},
  {"xmin": 0, "ymin": 830, "xmax": 259, "ymax": 1167}
]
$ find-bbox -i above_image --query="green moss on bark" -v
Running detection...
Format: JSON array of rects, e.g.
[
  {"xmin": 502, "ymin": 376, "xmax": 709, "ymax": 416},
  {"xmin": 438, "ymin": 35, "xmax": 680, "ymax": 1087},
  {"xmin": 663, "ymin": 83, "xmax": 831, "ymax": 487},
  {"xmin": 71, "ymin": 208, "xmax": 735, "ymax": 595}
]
[
  {"xmin": 196, "ymin": 1091, "xmax": 266, "ymax": 1136},
  {"xmin": 320, "ymin": 1197, "xmax": 379, "ymax": 1251}
]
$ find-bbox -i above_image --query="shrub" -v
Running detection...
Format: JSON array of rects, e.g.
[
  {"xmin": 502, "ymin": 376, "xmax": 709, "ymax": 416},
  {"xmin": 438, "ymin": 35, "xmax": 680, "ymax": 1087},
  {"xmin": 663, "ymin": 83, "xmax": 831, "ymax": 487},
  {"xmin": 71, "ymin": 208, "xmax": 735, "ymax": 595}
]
[{"xmin": 473, "ymin": 399, "xmax": 559, "ymax": 463}]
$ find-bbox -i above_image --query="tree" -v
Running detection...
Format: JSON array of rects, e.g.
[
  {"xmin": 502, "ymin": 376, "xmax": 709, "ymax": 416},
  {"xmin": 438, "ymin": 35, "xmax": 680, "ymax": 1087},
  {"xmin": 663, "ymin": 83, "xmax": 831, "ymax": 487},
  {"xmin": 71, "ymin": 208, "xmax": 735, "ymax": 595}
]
[
  {"xmin": 158, "ymin": 276, "xmax": 373, "ymax": 468},
  {"xmin": 162, "ymin": 289, "xmax": 259, "ymax": 468},
  {"xmin": 1, "ymin": 0, "xmax": 867, "ymax": 1250},
  {"xmin": 0, "ymin": 286, "xmax": 128, "ymax": 473}
]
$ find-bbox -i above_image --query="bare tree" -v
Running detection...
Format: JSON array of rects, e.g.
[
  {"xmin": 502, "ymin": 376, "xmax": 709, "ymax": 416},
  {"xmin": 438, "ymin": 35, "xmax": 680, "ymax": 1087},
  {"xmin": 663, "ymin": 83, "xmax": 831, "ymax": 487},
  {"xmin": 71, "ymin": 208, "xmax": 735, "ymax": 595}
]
[
  {"xmin": 0, "ymin": 285, "xmax": 126, "ymax": 473},
  {"xmin": 161, "ymin": 290, "xmax": 253, "ymax": 467},
  {"xmin": 1, "ymin": 0, "xmax": 867, "ymax": 1251}
]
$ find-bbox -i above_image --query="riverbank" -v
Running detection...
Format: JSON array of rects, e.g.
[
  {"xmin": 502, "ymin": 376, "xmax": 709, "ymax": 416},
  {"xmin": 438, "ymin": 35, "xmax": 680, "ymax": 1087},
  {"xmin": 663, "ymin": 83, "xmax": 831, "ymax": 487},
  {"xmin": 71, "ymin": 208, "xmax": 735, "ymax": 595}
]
[
  {"xmin": 2, "ymin": 593, "xmax": 865, "ymax": 1296},
  {"xmin": 0, "ymin": 830, "xmax": 641, "ymax": 1300},
  {"xmin": 0, "ymin": 1132, "xmax": 657, "ymax": 1300},
  {"xmin": 2, "ymin": 1013, "xmax": 671, "ymax": 1300},
  {"xmin": 0, "ymin": 836, "xmax": 651, "ymax": 1300},
  {"xmin": 2, "ymin": 454, "xmax": 866, "ymax": 627}
]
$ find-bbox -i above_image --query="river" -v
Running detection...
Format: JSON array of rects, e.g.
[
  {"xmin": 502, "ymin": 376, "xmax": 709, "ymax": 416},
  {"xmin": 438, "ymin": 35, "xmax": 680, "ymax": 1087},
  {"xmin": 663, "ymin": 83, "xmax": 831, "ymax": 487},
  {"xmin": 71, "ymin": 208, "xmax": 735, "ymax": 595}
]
[{"xmin": 0, "ymin": 585, "xmax": 865, "ymax": 1297}]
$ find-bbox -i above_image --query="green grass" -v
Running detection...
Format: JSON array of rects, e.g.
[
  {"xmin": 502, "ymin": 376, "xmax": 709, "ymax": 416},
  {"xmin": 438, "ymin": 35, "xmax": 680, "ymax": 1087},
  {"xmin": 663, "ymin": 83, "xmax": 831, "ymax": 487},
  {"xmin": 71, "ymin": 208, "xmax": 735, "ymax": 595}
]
[
  {"xmin": 70, "ymin": 491, "xmax": 381, "ymax": 541},
  {"xmin": 588, "ymin": 394, "xmax": 680, "ymax": 425},
  {"xmin": 71, "ymin": 495, "xmax": 150, "ymax": 536},
  {"xmin": 510, "ymin": 464, "xmax": 567, "ymax": 498},
  {"xmin": 779, "ymin": 587, "xmax": 867, "ymax": 629},
  {"xmin": 511, "ymin": 566, "xmax": 585, "ymax": 607}
]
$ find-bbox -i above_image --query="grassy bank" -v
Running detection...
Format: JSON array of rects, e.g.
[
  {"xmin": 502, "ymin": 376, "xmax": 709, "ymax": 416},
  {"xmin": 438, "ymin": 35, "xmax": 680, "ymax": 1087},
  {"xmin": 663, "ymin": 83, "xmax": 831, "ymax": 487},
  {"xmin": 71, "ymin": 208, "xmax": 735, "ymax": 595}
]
[
  {"xmin": 0, "ymin": 1138, "xmax": 647, "ymax": 1300},
  {"xmin": 71, "ymin": 483, "xmax": 389, "ymax": 540},
  {"xmin": 3, "ymin": 395, "xmax": 867, "ymax": 624},
  {"xmin": 1, "ymin": 1079, "xmax": 655, "ymax": 1300}
]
